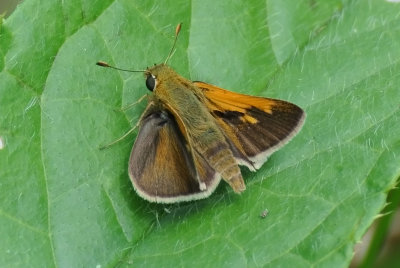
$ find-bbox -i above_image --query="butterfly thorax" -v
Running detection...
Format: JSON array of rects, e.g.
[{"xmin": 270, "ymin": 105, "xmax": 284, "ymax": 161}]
[{"xmin": 148, "ymin": 64, "xmax": 220, "ymax": 144}]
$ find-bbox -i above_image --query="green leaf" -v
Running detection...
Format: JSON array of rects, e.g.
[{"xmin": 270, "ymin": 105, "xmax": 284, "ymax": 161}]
[{"xmin": 1, "ymin": 0, "xmax": 399, "ymax": 267}]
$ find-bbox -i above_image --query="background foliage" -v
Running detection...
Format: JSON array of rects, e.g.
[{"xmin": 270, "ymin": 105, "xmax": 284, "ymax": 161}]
[{"xmin": 0, "ymin": 0, "xmax": 399, "ymax": 267}]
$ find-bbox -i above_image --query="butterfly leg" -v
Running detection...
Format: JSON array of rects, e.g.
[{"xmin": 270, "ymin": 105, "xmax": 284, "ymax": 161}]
[
  {"xmin": 100, "ymin": 96, "xmax": 155, "ymax": 150},
  {"xmin": 121, "ymin": 94, "xmax": 147, "ymax": 111},
  {"xmin": 99, "ymin": 122, "xmax": 139, "ymax": 150}
]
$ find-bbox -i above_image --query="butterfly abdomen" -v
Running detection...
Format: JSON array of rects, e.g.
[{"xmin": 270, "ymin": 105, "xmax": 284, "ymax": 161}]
[{"xmin": 203, "ymin": 142, "xmax": 246, "ymax": 193}]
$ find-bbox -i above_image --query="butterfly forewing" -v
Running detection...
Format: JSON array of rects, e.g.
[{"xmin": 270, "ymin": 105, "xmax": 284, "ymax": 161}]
[
  {"xmin": 195, "ymin": 81, "xmax": 305, "ymax": 169},
  {"xmin": 129, "ymin": 102, "xmax": 221, "ymax": 203}
]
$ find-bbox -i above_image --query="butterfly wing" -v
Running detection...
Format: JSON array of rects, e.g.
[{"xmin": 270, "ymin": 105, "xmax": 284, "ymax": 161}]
[
  {"xmin": 194, "ymin": 81, "xmax": 305, "ymax": 170},
  {"xmin": 129, "ymin": 102, "xmax": 221, "ymax": 203}
]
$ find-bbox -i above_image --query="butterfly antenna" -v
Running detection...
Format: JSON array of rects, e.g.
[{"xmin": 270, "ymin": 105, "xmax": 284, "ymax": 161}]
[
  {"xmin": 96, "ymin": 61, "xmax": 146, "ymax": 73},
  {"xmin": 164, "ymin": 23, "xmax": 182, "ymax": 64}
]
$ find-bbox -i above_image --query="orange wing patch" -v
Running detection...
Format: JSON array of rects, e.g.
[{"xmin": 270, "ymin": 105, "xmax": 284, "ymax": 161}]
[
  {"xmin": 195, "ymin": 81, "xmax": 275, "ymax": 115},
  {"xmin": 241, "ymin": 114, "xmax": 258, "ymax": 124}
]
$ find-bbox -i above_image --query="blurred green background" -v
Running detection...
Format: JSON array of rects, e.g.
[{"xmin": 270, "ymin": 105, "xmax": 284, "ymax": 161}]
[{"xmin": 1, "ymin": 0, "xmax": 399, "ymax": 267}]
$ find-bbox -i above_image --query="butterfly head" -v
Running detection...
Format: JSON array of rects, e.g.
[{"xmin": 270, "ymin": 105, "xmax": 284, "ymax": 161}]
[{"xmin": 144, "ymin": 63, "xmax": 177, "ymax": 92}]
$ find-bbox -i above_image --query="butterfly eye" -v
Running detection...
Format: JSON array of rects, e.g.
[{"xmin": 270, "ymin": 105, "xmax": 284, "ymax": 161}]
[{"xmin": 146, "ymin": 74, "xmax": 156, "ymax": 91}]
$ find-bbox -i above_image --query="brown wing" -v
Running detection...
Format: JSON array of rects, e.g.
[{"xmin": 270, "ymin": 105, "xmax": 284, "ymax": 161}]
[
  {"xmin": 194, "ymin": 81, "xmax": 305, "ymax": 170},
  {"xmin": 129, "ymin": 102, "xmax": 221, "ymax": 203}
]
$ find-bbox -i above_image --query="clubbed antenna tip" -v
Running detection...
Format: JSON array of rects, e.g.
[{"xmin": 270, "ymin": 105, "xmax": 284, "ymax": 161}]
[{"xmin": 164, "ymin": 22, "xmax": 183, "ymax": 64}]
